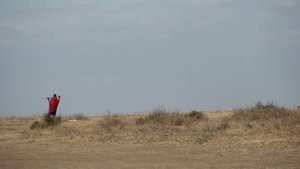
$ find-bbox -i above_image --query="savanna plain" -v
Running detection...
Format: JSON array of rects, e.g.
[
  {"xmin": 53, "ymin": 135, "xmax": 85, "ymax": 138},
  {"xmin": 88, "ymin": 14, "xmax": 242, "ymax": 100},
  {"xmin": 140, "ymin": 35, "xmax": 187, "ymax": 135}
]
[{"xmin": 1, "ymin": 103, "xmax": 300, "ymax": 169}]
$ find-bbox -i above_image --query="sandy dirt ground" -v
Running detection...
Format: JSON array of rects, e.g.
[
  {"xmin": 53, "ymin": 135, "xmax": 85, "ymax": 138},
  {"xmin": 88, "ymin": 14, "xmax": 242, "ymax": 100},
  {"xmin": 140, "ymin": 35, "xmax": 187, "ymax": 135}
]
[{"xmin": 0, "ymin": 111, "xmax": 299, "ymax": 169}]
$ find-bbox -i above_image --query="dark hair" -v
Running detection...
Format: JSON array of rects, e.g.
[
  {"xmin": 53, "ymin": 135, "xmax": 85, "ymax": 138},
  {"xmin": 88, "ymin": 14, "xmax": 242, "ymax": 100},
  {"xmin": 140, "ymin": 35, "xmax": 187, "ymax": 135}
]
[{"xmin": 53, "ymin": 94, "xmax": 57, "ymax": 97}]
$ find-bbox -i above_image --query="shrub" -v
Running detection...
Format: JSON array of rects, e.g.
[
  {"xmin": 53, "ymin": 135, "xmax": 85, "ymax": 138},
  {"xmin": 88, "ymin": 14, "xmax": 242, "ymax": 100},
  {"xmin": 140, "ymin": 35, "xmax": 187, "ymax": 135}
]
[
  {"xmin": 146, "ymin": 107, "xmax": 169, "ymax": 125},
  {"xmin": 187, "ymin": 110, "xmax": 204, "ymax": 120},
  {"xmin": 230, "ymin": 101, "xmax": 300, "ymax": 128},
  {"xmin": 231, "ymin": 102, "xmax": 287, "ymax": 121},
  {"xmin": 254, "ymin": 101, "xmax": 275, "ymax": 109},
  {"xmin": 145, "ymin": 108, "xmax": 186, "ymax": 126}
]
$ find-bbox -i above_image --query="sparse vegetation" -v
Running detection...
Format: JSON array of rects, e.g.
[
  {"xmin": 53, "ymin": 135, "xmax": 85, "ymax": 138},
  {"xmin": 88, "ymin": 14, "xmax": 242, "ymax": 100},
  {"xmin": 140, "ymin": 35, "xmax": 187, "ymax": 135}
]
[
  {"xmin": 54, "ymin": 124, "xmax": 82, "ymax": 138},
  {"xmin": 30, "ymin": 121, "xmax": 43, "ymax": 129},
  {"xmin": 24, "ymin": 102, "xmax": 300, "ymax": 144},
  {"xmin": 145, "ymin": 107, "xmax": 170, "ymax": 125},
  {"xmin": 187, "ymin": 110, "xmax": 204, "ymax": 120},
  {"xmin": 2, "ymin": 102, "xmax": 300, "ymax": 169},
  {"xmin": 145, "ymin": 110, "xmax": 185, "ymax": 126},
  {"xmin": 196, "ymin": 133, "xmax": 213, "ymax": 144},
  {"xmin": 140, "ymin": 108, "xmax": 204, "ymax": 127},
  {"xmin": 72, "ymin": 113, "xmax": 89, "ymax": 121},
  {"xmin": 217, "ymin": 117, "xmax": 229, "ymax": 130},
  {"xmin": 135, "ymin": 117, "xmax": 145, "ymax": 125},
  {"xmin": 96, "ymin": 114, "xmax": 126, "ymax": 133},
  {"xmin": 229, "ymin": 101, "xmax": 300, "ymax": 129}
]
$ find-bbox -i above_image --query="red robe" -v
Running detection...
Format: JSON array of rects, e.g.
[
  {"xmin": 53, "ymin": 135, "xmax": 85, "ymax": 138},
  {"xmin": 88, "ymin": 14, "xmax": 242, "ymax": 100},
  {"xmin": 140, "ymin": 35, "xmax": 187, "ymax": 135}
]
[{"xmin": 48, "ymin": 96, "xmax": 59, "ymax": 113}]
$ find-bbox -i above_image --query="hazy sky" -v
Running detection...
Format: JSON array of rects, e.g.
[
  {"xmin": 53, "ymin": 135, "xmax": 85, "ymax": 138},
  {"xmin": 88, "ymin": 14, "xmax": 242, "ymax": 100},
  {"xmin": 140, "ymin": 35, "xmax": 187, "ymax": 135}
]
[{"xmin": 1, "ymin": 0, "xmax": 300, "ymax": 115}]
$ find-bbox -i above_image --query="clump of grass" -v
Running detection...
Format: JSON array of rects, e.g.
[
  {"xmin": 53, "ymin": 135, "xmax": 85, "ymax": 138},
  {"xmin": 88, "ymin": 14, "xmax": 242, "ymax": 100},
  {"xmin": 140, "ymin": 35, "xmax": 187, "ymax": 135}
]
[
  {"xmin": 195, "ymin": 117, "xmax": 230, "ymax": 144},
  {"xmin": 230, "ymin": 101, "xmax": 300, "ymax": 128},
  {"xmin": 72, "ymin": 113, "xmax": 89, "ymax": 121},
  {"xmin": 217, "ymin": 117, "xmax": 229, "ymax": 130},
  {"xmin": 30, "ymin": 121, "xmax": 44, "ymax": 129},
  {"xmin": 146, "ymin": 107, "xmax": 169, "ymax": 125},
  {"xmin": 231, "ymin": 101, "xmax": 284, "ymax": 121},
  {"xmin": 30, "ymin": 115, "xmax": 62, "ymax": 129},
  {"xmin": 136, "ymin": 107, "xmax": 206, "ymax": 127},
  {"xmin": 98, "ymin": 114, "xmax": 126, "ymax": 132},
  {"xmin": 133, "ymin": 108, "xmax": 189, "ymax": 142},
  {"xmin": 173, "ymin": 115, "xmax": 184, "ymax": 126},
  {"xmin": 144, "ymin": 108, "xmax": 186, "ymax": 126},
  {"xmin": 135, "ymin": 117, "xmax": 145, "ymax": 125},
  {"xmin": 196, "ymin": 133, "xmax": 213, "ymax": 144},
  {"xmin": 187, "ymin": 110, "xmax": 204, "ymax": 120}
]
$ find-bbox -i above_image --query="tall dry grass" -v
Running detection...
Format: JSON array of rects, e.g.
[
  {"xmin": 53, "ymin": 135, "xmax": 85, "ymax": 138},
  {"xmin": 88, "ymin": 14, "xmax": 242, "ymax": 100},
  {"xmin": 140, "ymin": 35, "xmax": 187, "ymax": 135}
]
[
  {"xmin": 23, "ymin": 110, "xmax": 226, "ymax": 143},
  {"xmin": 22, "ymin": 103, "xmax": 300, "ymax": 144},
  {"xmin": 71, "ymin": 114, "xmax": 90, "ymax": 121},
  {"xmin": 229, "ymin": 102, "xmax": 300, "ymax": 129},
  {"xmin": 95, "ymin": 114, "xmax": 127, "ymax": 133}
]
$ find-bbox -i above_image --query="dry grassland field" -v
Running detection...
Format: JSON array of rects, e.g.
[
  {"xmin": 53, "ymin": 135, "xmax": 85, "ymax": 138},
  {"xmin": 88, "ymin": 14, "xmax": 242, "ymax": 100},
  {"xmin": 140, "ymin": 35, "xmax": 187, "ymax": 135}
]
[{"xmin": 1, "ymin": 103, "xmax": 300, "ymax": 169}]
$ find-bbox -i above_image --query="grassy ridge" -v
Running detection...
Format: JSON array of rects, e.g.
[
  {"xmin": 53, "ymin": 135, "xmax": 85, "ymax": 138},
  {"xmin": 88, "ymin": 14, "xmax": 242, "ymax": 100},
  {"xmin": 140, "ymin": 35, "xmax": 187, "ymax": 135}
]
[{"xmin": 27, "ymin": 103, "xmax": 300, "ymax": 144}]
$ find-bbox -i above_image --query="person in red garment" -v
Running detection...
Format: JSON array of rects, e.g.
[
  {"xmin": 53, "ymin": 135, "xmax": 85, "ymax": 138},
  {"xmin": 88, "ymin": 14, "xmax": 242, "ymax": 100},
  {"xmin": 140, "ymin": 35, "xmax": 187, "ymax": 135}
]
[{"xmin": 47, "ymin": 94, "xmax": 60, "ymax": 117}]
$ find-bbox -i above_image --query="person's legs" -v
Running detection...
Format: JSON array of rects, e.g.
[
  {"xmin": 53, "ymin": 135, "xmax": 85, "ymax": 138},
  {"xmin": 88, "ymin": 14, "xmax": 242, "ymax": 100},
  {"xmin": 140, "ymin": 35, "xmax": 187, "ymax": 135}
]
[
  {"xmin": 52, "ymin": 110, "xmax": 57, "ymax": 117},
  {"xmin": 47, "ymin": 111, "xmax": 56, "ymax": 117}
]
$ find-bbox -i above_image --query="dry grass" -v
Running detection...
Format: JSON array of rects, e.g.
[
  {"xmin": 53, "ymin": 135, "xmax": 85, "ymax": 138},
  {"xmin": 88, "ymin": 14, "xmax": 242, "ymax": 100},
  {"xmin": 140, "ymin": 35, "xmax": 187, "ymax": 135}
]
[
  {"xmin": 54, "ymin": 124, "xmax": 83, "ymax": 138},
  {"xmin": 22, "ymin": 109, "xmax": 236, "ymax": 143},
  {"xmin": 11, "ymin": 103, "xmax": 299, "ymax": 144},
  {"xmin": 95, "ymin": 114, "xmax": 127, "ymax": 132},
  {"xmin": 1, "ymin": 105, "xmax": 300, "ymax": 169},
  {"xmin": 71, "ymin": 114, "xmax": 90, "ymax": 121},
  {"xmin": 229, "ymin": 102, "xmax": 300, "ymax": 129},
  {"xmin": 137, "ymin": 109, "xmax": 205, "ymax": 126}
]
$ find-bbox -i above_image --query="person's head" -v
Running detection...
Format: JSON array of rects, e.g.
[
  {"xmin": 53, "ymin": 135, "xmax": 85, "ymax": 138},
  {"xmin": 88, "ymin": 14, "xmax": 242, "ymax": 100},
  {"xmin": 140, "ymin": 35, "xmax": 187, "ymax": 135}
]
[{"xmin": 53, "ymin": 94, "xmax": 57, "ymax": 97}]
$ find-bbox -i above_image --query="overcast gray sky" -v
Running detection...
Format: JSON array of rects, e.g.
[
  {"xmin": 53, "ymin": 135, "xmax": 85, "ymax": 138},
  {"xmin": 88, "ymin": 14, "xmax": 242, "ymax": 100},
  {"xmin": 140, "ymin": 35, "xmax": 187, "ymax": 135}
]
[{"xmin": 0, "ymin": 0, "xmax": 299, "ymax": 115}]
